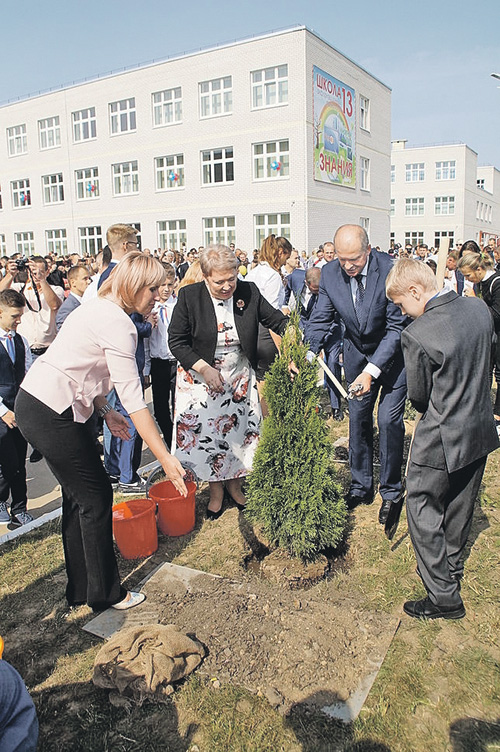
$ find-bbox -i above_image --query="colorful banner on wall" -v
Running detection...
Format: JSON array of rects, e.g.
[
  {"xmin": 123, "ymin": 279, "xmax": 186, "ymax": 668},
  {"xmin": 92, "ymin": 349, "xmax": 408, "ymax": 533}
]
[{"xmin": 313, "ymin": 66, "xmax": 355, "ymax": 188}]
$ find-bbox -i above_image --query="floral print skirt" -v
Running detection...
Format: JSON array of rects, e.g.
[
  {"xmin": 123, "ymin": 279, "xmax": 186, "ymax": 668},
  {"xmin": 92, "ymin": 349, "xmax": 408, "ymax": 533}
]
[{"xmin": 173, "ymin": 347, "xmax": 262, "ymax": 482}]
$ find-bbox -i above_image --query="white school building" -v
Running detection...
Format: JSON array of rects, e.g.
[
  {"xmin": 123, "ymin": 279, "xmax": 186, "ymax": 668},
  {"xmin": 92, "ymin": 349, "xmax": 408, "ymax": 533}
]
[
  {"xmin": 0, "ymin": 26, "xmax": 391, "ymax": 257},
  {"xmin": 390, "ymin": 140, "xmax": 500, "ymax": 249}
]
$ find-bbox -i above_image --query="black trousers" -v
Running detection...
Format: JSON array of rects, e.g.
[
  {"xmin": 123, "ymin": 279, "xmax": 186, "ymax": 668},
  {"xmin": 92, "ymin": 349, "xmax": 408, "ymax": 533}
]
[
  {"xmin": 150, "ymin": 358, "xmax": 177, "ymax": 450},
  {"xmin": 255, "ymin": 324, "xmax": 279, "ymax": 381},
  {"xmin": 0, "ymin": 422, "xmax": 27, "ymax": 516},
  {"xmin": 15, "ymin": 390, "xmax": 126, "ymax": 610}
]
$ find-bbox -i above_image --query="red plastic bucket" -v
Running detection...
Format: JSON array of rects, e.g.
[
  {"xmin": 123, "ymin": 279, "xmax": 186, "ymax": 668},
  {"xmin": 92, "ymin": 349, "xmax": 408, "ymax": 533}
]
[
  {"xmin": 112, "ymin": 498, "xmax": 158, "ymax": 559},
  {"xmin": 149, "ymin": 480, "xmax": 196, "ymax": 537}
]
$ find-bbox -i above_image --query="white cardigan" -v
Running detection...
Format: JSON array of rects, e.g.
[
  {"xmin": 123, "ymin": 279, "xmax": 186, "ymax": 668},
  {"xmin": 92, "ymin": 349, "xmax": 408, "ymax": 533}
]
[{"xmin": 20, "ymin": 297, "xmax": 146, "ymax": 423}]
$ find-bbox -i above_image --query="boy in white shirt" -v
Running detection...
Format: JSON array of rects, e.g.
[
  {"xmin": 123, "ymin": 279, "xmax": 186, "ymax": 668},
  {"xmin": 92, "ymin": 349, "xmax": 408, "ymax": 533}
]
[{"xmin": 145, "ymin": 264, "xmax": 177, "ymax": 450}]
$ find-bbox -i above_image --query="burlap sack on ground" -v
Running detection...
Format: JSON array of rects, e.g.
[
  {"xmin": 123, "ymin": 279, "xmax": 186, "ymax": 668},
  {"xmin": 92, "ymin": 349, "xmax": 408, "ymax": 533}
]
[{"xmin": 93, "ymin": 624, "xmax": 205, "ymax": 704}]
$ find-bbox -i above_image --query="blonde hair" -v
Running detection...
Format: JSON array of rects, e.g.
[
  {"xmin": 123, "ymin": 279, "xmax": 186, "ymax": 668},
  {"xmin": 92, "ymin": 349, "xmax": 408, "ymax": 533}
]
[
  {"xmin": 199, "ymin": 245, "xmax": 238, "ymax": 277},
  {"xmin": 457, "ymin": 251, "xmax": 494, "ymax": 273},
  {"xmin": 98, "ymin": 252, "xmax": 166, "ymax": 311},
  {"xmin": 106, "ymin": 224, "xmax": 137, "ymax": 250},
  {"xmin": 259, "ymin": 234, "xmax": 292, "ymax": 271},
  {"xmin": 177, "ymin": 259, "xmax": 204, "ymax": 289},
  {"xmin": 386, "ymin": 258, "xmax": 439, "ymax": 299}
]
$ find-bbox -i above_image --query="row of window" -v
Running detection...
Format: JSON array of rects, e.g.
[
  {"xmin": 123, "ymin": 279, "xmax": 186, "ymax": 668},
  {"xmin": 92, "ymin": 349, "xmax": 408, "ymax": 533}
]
[
  {"xmin": 0, "ymin": 140, "xmax": 293, "ymax": 209},
  {"xmin": 6, "ymin": 65, "xmax": 299, "ymax": 157},
  {"xmin": 476, "ymin": 201, "xmax": 493, "ymax": 222},
  {"xmin": 1, "ymin": 212, "xmax": 293, "ymax": 256},
  {"xmin": 391, "ymin": 161, "xmax": 457, "ymax": 183},
  {"xmin": 390, "ymin": 196, "xmax": 457, "ymax": 217},
  {"xmin": 389, "ymin": 231, "xmax": 456, "ymax": 247}
]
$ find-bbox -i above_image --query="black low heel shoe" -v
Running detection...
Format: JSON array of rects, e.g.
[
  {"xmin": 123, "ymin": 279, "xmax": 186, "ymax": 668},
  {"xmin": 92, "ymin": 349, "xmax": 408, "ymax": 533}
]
[
  {"xmin": 224, "ymin": 489, "xmax": 246, "ymax": 511},
  {"xmin": 206, "ymin": 504, "xmax": 224, "ymax": 520}
]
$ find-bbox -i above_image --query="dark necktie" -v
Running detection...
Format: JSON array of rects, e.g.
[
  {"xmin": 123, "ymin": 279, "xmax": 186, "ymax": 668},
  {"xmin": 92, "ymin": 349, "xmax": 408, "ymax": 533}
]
[
  {"xmin": 354, "ymin": 274, "xmax": 365, "ymax": 321},
  {"xmin": 306, "ymin": 293, "xmax": 317, "ymax": 317}
]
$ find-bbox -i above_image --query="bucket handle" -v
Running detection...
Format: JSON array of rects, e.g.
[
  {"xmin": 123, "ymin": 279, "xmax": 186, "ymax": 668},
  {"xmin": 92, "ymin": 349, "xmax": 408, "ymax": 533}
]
[{"xmin": 145, "ymin": 462, "xmax": 198, "ymax": 498}]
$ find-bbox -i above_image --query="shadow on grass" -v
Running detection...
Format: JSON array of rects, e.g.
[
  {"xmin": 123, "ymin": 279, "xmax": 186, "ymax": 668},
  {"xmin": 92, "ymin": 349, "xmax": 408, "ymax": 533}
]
[
  {"xmin": 286, "ymin": 690, "xmax": 392, "ymax": 752},
  {"xmin": 449, "ymin": 717, "xmax": 500, "ymax": 752}
]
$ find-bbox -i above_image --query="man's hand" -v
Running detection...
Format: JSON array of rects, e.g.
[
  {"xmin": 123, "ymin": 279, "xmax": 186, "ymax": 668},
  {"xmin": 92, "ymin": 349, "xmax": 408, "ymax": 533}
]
[
  {"xmin": 349, "ymin": 371, "xmax": 372, "ymax": 397},
  {"xmin": 104, "ymin": 409, "xmax": 131, "ymax": 440},
  {"xmin": 199, "ymin": 364, "xmax": 224, "ymax": 393},
  {"xmin": 464, "ymin": 288, "xmax": 476, "ymax": 297},
  {"xmin": 1, "ymin": 410, "xmax": 17, "ymax": 429}
]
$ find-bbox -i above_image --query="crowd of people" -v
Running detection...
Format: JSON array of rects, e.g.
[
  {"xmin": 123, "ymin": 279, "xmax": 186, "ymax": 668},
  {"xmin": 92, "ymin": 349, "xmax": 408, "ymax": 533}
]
[{"xmin": 0, "ymin": 224, "xmax": 499, "ymax": 628}]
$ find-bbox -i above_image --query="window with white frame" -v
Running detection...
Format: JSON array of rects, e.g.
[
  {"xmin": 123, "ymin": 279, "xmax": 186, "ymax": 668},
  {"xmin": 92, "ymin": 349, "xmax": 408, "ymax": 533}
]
[
  {"xmin": 360, "ymin": 96, "xmax": 370, "ymax": 131},
  {"xmin": 124, "ymin": 222, "xmax": 142, "ymax": 250},
  {"xmin": 405, "ymin": 231, "xmax": 424, "ymax": 246},
  {"xmin": 435, "ymin": 196, "xmax": 455, "ymax": 215},
  {"xmin": 14, "ymin": 231, "xmax": 35, "ymax": 255},
  {"xmin": 405, "ymin": 197, "xmax": 424, "ymax": 216},
  {"xmin": 155, "ymin": 155, "xmax": 185, "ymax": 190},
  {"xmin": 253, "ymin": 140, "xmax": 289, "ymax": 180},
  {"xmin": 360, "ymin": 157, "xmax": 370, "ymax": 190},
  {"xmin": 11, "ymin": 179, "xmax": 31, "ymax": 208},
  {"xmin": 7, "ymin": 124, "xmax": 27, "ymax": 156},
  {"xmin": 405, "ymin": 163, "xmax": 425, "ymax": 182},
  {"xmin": 252, "ymin": 65, "xmax": 288, "ymax": 109},
  {"xmin": 75, "ymin": 167, "xmax": 100, "ymax": 200},
  {"xmin": 112, "ymin": 161, "xmax": 139, "ymax": 195},
  {"xmin": 203, "ymin": 216, "xmax": 235, "ymax": 246},
  {"xmin": 254, "ymin": 212, "xmax": 290, "ymax": 248},
  {"xmin": 0, "ymin": 234, "xmax": 6, "ymax": 254},
  {"xmin": 390, "ymin": 198, "xmax": 395, "ymax": 216},
  {"xmin": 46, "ymin": 229, "xmax": 67, "ymax": 255},
  {"xmin": 42, "ymin": 173, "xmax": 64, "ymax": 204},
  {"xmin": 109, "ymin": 98, "xmax": 136, "ymax": 134},
  {"xmin": 434, "ymin": 230, "xmax": 454, "ymax": 247},
  {"xmin": 477, "ymin": 178, "xmax": 485, "ymax": 190},
  {"xmin": 435, "ymin": 160, "xmax": 456, "ymax": 180},
  {"xmin": 38, "ymin": 116, "xmax": 61, "ymax": 150},
  {"xmin": 360, "ymin": 217, "xmax": 370, "ymax": 234},
  {"xmin": 79, "ymin": 226, "xmax": 102, "ymax": 255},
  {"xmin": 199, "ymin": 77, "xmax": 232, "ymax": 118},
  {"xmin": 202, "ymin": 147, "xmax": 234, "ymax": 185},
  {"xmin": 476, "ymin": 201, "xmax": 480, "ymax": 220},
  {"xmin": 152, "ymin": 87, "xmax": 182, "ymax": 126},
  {"xmin": 0, "ymin": 185, "xmax": 2, "ymax": 210},
  {"xmin": 72, "ymin": 107, "xmax": 97, "ymax": 142},
  {"xmin": 390, "ymin": 232, "xmax": 395, "ymax": 247},
  {"xmin": 391, "ymin": 165, "xmax": 395, "ymax": 183},
  {"xmin": 157, "ymin": 220, "xmax": 187, "ymax": 251}
]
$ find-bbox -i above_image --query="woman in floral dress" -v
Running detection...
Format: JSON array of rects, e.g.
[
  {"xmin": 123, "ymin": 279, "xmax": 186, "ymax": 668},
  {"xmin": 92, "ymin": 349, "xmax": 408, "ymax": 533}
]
[{"xmin": 169, "ymin": 245, "xmax": 288, "ymax": 518}]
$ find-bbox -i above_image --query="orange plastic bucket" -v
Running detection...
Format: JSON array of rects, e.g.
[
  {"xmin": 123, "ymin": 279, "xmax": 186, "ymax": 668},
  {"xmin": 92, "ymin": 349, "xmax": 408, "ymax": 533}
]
[
  {"xmin": 112, "ymin": 498, "xmax": 158, "ymax": 559},
  {"xmin": 149, "ymin": 480, "xmax": 196, "ymax": 537}
]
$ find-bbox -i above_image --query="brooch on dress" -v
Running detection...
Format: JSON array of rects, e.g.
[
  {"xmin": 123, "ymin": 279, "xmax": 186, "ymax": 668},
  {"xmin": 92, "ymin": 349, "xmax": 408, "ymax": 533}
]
[{"xmin": 236, "ymin": 299, "xmax": 245, "ymax": 310}]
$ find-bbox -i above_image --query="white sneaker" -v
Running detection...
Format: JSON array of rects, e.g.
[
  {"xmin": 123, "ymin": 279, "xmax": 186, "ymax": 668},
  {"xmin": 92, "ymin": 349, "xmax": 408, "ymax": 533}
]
[
  {"xmin": 0, "ymin": 502, "xmax": 10, "ymax": 523},
  {"xmin": 111, "ymin": 591, "xmax": 146, "ymax": 610}
]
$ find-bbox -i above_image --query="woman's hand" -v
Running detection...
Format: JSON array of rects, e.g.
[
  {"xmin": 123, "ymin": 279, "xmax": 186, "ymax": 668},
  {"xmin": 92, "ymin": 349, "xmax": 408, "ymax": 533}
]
[
  {"xmin": 104, "ymin": 410, "xmax": 131, "ymax": 440},
  {"xmin": 199, "ymin": 364, "xmax": 225, "ymax": 393},
  {"xmin": 464, "ymin": 288, "xmax": 476, "ymax": 297},
  {"xmin": 162, "ymin": 455, "xmax": 188, "ymax": 496}
]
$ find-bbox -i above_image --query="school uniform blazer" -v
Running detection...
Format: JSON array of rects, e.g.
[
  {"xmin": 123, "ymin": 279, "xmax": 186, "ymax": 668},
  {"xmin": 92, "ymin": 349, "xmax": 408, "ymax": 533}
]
[
  {"xmin": 168, "ymin": 280, "xmax": 288, "ymax": 372},
  {"xmin": 305, "ymin": 250, "xmax": 406, "ymax": 386},
  {"xmin": 402, "ymin": 291, "xmax": 499, "ymax": 471}
]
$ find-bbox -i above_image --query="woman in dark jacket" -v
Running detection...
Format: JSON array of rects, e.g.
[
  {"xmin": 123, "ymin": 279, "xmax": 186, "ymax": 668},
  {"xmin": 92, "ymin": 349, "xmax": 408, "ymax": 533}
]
[{"xmin": 169, "ymin": 245, "xmax": 288, "ymax": 518}]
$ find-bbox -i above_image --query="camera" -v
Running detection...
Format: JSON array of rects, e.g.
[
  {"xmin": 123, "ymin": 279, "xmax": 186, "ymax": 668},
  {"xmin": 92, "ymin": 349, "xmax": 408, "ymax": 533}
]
[{"xmin": 15, "ymin": 257, "xmax": 29, "ymax": 271}]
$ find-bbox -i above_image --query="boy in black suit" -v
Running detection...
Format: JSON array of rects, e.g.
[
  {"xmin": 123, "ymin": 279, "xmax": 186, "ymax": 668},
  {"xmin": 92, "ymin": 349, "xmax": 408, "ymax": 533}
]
[
  {"xmin": 0, "ymin": 289, "xmax": 33, "ymax": 526},
  {"xmin": 386, "ymin": 259, "xmax": 499, "ymax": 619}
]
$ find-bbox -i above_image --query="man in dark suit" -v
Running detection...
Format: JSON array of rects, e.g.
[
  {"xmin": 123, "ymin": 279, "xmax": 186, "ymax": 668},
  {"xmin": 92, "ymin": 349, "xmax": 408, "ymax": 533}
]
[
  {"xmin": 306, "ymin": 225, "xmax": 407, "ymax": 523},
  {"xmin": 285, "ymin": 267, "xmax": 320, "ymax": 327},
  {"xmin": 176, "ymin": 248, "xmax": 197, "ymax": 281},
  {"xmin": 55, "ymin": 265, "xmax": 91, "ymax": 332},
  {"xmin": 386, "ymin": 258, "xmax": 499, "ymax": 619}
]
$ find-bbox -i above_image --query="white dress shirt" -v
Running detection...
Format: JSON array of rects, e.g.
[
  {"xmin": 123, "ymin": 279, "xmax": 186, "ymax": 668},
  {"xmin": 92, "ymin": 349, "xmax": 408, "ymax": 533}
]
[{"xmin": 246, "ymin": 261, "xmax": 285, "ymax": 309}]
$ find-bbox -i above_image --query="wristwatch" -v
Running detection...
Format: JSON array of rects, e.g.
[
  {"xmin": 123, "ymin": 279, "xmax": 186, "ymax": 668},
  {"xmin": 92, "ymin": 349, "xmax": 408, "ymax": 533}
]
[{"xmin": 98, "ymin": 402, "xmax": 113, "ymax": 418}]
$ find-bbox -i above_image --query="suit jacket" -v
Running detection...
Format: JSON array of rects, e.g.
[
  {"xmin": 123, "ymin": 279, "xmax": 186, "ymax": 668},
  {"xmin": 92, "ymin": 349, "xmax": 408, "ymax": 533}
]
[
  {"xmin": 402, "ymin": 291, "xmax": 499, "ymax": 471},
  {"xmin": 176, "ymin": 261, "xmax": 189, "ymax": 281},
  {"xmin": 55, "ymin": 293, "xmax": 81, "ymax": 332},
  {"xmin": 305, "ymin": 250, "xmax": 406, "ymax": 385},
  {"xmin": 168, "ymin": 280, "xmax": 288, "ymax": 372},
  {"xmin": 284, "ymin": 269, "xmax": 305, "ymax": 306}
]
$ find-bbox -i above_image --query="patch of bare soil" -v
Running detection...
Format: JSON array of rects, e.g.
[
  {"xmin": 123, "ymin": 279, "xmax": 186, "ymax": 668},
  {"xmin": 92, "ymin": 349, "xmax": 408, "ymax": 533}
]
[{"xmin": 151, "ymin": 574, "xmax": 398, "ymax": 713}]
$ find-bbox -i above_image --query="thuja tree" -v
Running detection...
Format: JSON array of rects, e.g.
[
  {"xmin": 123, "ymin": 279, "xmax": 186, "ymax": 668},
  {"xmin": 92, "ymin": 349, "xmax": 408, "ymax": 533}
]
[{"xmin": 246, "ymin": 314, "xmax": 347, "ymax": 562}]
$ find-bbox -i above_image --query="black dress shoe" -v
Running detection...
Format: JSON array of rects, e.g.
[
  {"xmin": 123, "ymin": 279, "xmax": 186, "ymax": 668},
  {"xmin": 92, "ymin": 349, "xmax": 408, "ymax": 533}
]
[
  {"xmin": 403, "ymin": 597, "xmax": 465, "ymax": 620},
  {"xmin": 206, "ymin": 504, "xmax": 224, "ymax": 520},
  {"xmin": 332, "ymin": 408, "xmax": 344, "ymax": 421},
  {"xmin": 378, "ymin": 498, "xmax": 393, "ymax": 525},
  {"xmin": 345, "ymin": 493, "xmax": 374, "ymax": 510},
  {"xmin": 29, "ymin": 448, "xmax": 43, "ymax": 463}
]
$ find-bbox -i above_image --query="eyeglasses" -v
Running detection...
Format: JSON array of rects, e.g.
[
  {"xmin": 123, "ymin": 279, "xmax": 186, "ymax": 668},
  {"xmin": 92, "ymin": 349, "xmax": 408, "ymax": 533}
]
[{"xmin": 126, "ymin": 240, "xmax": 139, "ymax": 247}]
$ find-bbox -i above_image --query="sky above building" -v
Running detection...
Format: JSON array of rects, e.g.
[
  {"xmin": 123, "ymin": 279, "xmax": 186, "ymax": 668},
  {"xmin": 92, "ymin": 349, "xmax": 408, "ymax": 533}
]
[{"xmin": 2, "ymin": 0, "xmax": 499, "ymax": 166}]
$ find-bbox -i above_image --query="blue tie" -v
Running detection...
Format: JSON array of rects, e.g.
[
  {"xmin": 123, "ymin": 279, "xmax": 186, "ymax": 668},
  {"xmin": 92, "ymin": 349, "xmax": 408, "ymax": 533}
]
[{"xmin": 5, "ymin": 333, "xmax": 15, "ymax": 363}]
